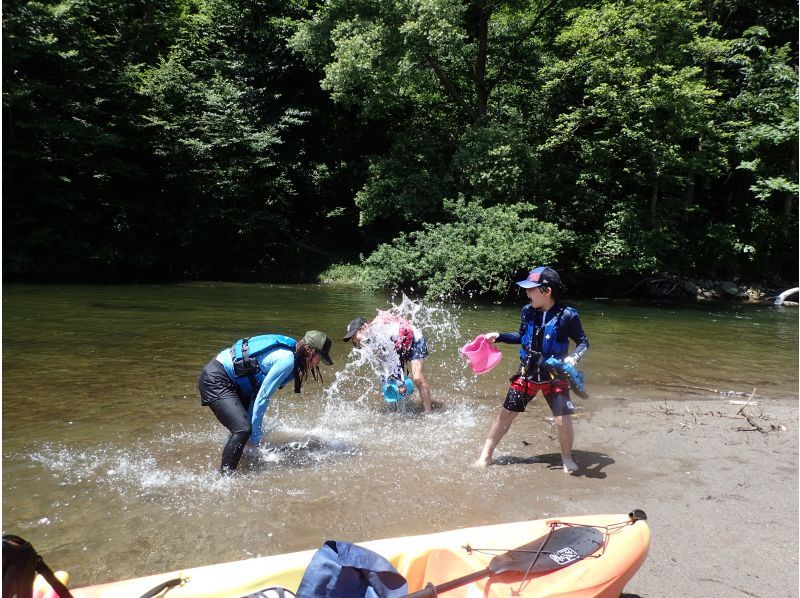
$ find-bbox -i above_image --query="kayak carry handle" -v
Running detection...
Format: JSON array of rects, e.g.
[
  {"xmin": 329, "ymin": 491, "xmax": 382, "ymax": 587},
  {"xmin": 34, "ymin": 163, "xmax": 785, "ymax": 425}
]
[{"xmin": 628, "ymin": 509, "xmax": 647, "ymax": 522}]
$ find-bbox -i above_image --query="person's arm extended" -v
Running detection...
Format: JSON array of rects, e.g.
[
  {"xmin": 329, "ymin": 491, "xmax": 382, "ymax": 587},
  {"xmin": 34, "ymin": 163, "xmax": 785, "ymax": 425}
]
[
  {"xmin": 249, "ymin": 350, "xmax": 295, "ymax": 445},
  {"xmin": 494, "ymin": 332, "xmax": 521, "ymax": 343},
  {"xmin": 488, "ymin": 310, "xmax": 525, "ymax": 344}
]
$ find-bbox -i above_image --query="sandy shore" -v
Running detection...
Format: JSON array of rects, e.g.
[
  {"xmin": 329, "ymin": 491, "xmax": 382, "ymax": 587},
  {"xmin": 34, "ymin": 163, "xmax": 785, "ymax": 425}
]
[{"xmin": 559, "ymin": 396, "xmax": 799, "ymax": 598}]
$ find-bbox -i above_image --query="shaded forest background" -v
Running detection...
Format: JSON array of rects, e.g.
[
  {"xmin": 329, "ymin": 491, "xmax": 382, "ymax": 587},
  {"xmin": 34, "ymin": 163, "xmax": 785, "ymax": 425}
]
[{"xmin": 3, "ymin": 0, "xmax": 797, "ymax": 299}]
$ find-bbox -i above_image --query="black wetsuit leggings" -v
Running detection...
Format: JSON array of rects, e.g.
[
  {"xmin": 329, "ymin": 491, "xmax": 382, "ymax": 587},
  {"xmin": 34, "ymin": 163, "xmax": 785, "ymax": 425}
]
[
  {"xmin": 199, "ymin": 359, "xmax": 253, "ymax": 474},
  {"xmin": 209, "ymin": 397, "xmax": 252, "ymax": 474}
]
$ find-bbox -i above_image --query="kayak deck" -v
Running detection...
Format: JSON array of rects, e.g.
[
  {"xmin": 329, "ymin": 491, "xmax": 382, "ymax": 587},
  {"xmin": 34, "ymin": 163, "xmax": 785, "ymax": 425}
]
[{"xmin": 72, "ymin": 513, "xmax": 649, "ymax": 597}]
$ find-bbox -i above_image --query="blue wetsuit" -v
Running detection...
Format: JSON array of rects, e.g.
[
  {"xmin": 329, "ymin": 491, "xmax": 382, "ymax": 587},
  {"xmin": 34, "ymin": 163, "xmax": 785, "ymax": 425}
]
[
  {"xmin": 497, "ymin": 303, "xmax": 589, "ymax": 415},
  {"xmin": 498, "ymin": 303, "xmax": 589, "ymax": 381}
]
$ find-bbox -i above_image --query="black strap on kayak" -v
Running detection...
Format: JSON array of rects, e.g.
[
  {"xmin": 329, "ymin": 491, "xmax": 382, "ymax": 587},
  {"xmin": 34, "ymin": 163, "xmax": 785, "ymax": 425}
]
[
  {"xmin": 138, "ymin": 576, "xmax": 187, "ymax": 598},
  {"xmin": 2, "ymin": 534, "xmax": 74, "ymax": 598},
  {"xmin": 241, "ymin": 587, "xmax": 298, "ymax": 598}
]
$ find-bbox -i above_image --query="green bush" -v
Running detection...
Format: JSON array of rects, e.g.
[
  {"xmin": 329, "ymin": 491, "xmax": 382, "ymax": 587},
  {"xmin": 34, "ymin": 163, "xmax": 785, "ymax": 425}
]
[{"xmin": 360, "ymin": 198, "xmax": 575, "ymax": 299}]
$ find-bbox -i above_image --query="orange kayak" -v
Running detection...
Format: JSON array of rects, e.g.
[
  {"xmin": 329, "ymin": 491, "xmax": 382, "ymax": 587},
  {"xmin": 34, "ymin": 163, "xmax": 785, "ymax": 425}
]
[{"xmin": 65, "ymin": 512, "xmax": 649, "ymax": 598}]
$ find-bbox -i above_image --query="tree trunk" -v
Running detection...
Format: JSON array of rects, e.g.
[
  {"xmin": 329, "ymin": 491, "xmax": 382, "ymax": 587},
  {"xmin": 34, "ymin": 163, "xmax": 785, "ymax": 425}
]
[
  {"xmin": 686, "ymin": 169, "xmax": 695, "ymax": 204},
  {"xmin": 475, "ymin": 5, "xmax": 490, "ymax": 122},
  {"xmin": 650, "ymin": 179, "xmax": 659, "ymax": 218},
  {"xmin": 783, "ymin": 193, "xmax": 794, "ymax": 219},
  {"xmin": 787, "ymin": 153, "xmax": 798, "ymax": 219}
]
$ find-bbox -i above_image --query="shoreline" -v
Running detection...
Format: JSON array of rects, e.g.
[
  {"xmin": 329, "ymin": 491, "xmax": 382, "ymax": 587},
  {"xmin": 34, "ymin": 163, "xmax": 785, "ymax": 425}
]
[{"xmin": 4, "ymin": 276, "xmax": 798, "ymax": 307}]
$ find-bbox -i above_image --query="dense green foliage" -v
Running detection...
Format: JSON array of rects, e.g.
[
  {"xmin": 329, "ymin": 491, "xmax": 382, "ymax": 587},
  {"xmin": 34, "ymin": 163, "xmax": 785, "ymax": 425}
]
[
  {"xmin": 360, "ymin": 198, "xmax": 574, "ymax": 298},
  {"xmin": 3, "ymin": 0, "xmax": 797, "ymax": 297}
]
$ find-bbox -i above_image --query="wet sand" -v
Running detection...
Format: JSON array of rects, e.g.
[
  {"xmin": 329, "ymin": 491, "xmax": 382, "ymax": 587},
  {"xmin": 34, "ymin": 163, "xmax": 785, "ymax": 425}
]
[{"xmin": 552, "ymin": 396, "xmax": 799, "ymax": 597}]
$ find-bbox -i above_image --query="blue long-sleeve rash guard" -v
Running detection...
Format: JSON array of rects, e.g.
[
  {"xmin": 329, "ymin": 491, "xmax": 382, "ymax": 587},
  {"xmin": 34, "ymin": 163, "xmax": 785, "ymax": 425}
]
[
  {"xmin": 497, "ymin": 303, "xmax": 589, "ymax": 381},
  {"xmin": 216, "ymin": 347, "xmax": 295, "ymax": 445}
]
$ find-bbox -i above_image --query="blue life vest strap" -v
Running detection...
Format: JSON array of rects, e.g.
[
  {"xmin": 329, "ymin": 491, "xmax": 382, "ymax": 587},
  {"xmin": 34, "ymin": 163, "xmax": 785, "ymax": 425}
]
[
  {"xmin": 522, "ymin": 306, "xmax": 567, "ymax": 374},
  {"xmin": 231, "ymin": 338, "xmax": 259, "ymax": 398},
  {"xmin": 229, "ymin": 335, "xmax": 296, "ymax": 397}
]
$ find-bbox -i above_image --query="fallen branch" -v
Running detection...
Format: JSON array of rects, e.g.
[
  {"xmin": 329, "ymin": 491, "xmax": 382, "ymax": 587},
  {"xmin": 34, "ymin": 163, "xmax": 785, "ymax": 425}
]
[
  {"xmin": 658, "ymin": 397, "xmax": 784, "ymax": 435},
  {"xmin": 740, "ymin": 411, "xmax": 767, "ymax": 434},
  {"xmin": 736, "ymin": 388, "xmax": 757, "ymax": 415}
]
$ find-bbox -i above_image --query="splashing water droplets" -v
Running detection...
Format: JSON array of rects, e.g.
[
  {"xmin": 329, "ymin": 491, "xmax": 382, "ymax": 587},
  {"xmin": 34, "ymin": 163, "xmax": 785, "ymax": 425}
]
[
  {"xmin": 26, "ymin": 296, "xmax": 484, "ymax": 515},
  {"xmin": 321, "ymin": 295, "xmax": 464, "ymax": 412}
]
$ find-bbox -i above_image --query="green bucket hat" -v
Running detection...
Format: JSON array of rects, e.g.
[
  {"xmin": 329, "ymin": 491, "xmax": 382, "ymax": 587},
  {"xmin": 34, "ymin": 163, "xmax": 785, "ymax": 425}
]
[{"xmin": 303, "ymin": 330, "xmax": 333, "ymax": 365}]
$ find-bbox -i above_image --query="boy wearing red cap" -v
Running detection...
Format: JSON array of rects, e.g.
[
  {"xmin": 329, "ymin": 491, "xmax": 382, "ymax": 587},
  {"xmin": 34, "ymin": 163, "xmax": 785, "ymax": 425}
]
[{"xmin": 474, "ymin": 266, "xmax": 589, "ymax": 473}]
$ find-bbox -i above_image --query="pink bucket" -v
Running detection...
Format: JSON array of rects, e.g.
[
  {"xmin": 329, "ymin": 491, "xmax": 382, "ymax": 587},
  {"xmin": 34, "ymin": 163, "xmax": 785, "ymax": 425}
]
[{"xmin": 460, "ymin": 335, "xmax": 502, "ymax": 375}]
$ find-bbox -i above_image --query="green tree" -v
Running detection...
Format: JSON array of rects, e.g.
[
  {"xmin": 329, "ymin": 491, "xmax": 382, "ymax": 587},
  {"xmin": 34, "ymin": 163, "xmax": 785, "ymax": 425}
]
[
  {"xmin": 3, "ymin": 0, "xmax": 369, "ymax": 280},
  {"xmin": 728, "ymin": 30, "xmax": 798, "ymax": 275},
  {"xmin": 130, "ymin": 0, "xmax": 372, "ymax": 278},
  {"xmin": 134, "ymin": 0, "xmax": 289, "ymax": 275},
  {"xmin": 538, "ymin": 0, "xmax": 730, "ymax": 274},
  {"xmin": 3, "ymin": 0, "xmax": 796, "ymax": 289},
  {"xmin": 291, "ymin": 0, "xmax": 567, "ymax": 225},
  {"xmin": 3, "ymin": 0, "xmax": 174, "ymax": 276}
]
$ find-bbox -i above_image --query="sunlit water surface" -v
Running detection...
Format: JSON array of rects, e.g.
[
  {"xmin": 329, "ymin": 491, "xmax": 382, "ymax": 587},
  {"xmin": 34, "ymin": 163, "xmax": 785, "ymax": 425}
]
[{"xmin": 2, "ymin": 283, "xmax": 797, "ymax": 586}]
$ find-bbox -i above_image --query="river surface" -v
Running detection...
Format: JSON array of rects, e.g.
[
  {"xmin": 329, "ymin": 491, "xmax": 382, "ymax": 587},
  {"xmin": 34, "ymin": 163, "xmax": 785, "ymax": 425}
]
[{"xmin": 2, "ymin": 283, "xmax": 797, "ymax": 587}]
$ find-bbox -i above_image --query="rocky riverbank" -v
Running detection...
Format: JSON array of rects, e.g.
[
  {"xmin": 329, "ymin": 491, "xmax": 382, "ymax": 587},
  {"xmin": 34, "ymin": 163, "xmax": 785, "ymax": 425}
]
[{"xmin": 632, "ymin": 276, "xmax": 799, "ymax": 304}]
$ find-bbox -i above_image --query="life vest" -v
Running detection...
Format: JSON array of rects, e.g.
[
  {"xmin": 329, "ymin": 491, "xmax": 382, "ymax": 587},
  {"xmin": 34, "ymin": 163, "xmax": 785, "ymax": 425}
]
[
  {"xmin": 520, "ymin": 306, "xmax": 569, "ymax": 366},
  {"xmin": 374, "ymin": 312, "xmax": 414, "ymax": 356},
  {"xmin": 229, "ymin": 334, "xmax": 296, "ymax": 397}
]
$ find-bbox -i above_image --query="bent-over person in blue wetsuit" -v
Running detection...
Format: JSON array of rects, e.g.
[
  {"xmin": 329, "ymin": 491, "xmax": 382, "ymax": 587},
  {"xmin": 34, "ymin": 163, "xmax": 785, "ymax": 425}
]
[
  {"xmin": 198, "ymin": 330, "xmax": 333, "ymax": 474},
  {"xmin": 474, "ymin": 267, "xmax": 589, "ymax": 473}
]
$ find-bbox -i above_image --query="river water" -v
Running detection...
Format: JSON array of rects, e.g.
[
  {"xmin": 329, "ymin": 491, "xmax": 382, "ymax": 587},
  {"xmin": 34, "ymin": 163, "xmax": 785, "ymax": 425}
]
[{"xmin": 2, "ymin": 283, "xmax": 797, "ymax": 587}]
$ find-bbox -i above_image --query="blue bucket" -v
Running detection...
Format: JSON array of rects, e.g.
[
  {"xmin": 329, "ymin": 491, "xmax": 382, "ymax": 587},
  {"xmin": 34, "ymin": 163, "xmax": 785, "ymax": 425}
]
[{"xmin": 382, "ymin": 377, "xmax": 416, "ymax": 403}]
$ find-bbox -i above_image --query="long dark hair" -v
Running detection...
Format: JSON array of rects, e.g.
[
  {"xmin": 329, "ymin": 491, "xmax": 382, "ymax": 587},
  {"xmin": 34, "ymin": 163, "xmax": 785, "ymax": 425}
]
[{"xmin": 293, "ymin": 339, "xmax": 322, "ymax": 393}]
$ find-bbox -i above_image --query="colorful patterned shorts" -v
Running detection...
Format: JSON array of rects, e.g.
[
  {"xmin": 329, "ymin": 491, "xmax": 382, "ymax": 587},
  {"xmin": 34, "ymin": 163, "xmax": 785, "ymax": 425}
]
[{"xmin": 503, "ymin": 375, "xmax": 573, "ymax": 416}]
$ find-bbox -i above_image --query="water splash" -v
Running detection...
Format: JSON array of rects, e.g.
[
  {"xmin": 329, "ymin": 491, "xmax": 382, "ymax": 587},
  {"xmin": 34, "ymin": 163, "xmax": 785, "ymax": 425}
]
[
  {"xmin": 23, "ymin": 296, "xmax": 487, "ymax": 513},
  {"xmin": 322, "ymin": 294, "xmax": 466, "ymax": 414}
]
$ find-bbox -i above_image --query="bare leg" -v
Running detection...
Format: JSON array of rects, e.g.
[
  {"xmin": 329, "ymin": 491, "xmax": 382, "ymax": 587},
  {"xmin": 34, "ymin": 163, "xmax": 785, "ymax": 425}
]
[
  {"xmin": 555, "ymin": 414, "xmax": 577, "ymax": 472},
  {"xmin": 410, "ymin": 359, "xmax": 432, "ymax": 413},
  {"xmin": 473, "ymin": 408, "xmax": 519, "ymax": 467}
]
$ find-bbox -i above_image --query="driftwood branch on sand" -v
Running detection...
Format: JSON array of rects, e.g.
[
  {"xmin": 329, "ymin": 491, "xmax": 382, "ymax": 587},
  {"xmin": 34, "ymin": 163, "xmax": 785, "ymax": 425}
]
[
  {"xmin": 735, "ymin": 388, "xmax": 757, "ymax": 415},
  {"xmin": 658, "ymin": 389, "xmax": 786, "ymax": 434}
]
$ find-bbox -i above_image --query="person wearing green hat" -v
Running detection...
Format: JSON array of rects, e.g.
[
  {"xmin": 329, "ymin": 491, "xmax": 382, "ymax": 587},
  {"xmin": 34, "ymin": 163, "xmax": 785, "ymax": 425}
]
[{"xmin": 198, "ymin": 330, "xmax": 334, "ymax": 474}]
